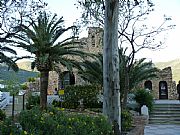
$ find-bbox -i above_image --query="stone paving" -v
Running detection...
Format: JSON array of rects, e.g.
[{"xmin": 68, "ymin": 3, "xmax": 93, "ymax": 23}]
[
  {"xmin": 4, "ymin": 96, "xmax": 24, "ymax": 117},
  {"xmin": 145, "ymin": 100, "xmax": 180, "ymax": 135},
  {"xmin": 154, "ymin": 99, "xmax": 180, "ymax": 104},
  {"xmin": 144, "ymin": 124, "xmax": 180, "ymax": 135}
]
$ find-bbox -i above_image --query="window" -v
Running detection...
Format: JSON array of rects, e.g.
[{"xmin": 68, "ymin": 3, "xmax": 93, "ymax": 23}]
[
  {"xmin": 144, "ymin": 80, "xmax": 152, "ymax": 90},
  {"xmin": 91, "ymin": 35, "xmax": 95, "ymax": 47}
]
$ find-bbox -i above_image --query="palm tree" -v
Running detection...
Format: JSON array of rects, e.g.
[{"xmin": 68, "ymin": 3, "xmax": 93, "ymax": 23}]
[
  {"xmin": 14, "ymin": 11, "xmax": 86, "ymax": 109},
  {"xmin": 129, "ymin": 58, "xmax": 159, "ymax": 90},
  {"xmin": 119, "ymin": 47, "xmax": 159, "ymax": 108},
  {"xmin": 77, "ymin": 49, "xmax": 159, "ymax": 108},
  {"xmin": 78, "ymin": 53, "xmax": 103, "ymax": 86}
]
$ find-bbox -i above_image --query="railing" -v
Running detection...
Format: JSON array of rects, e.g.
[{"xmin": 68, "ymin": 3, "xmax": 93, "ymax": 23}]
[
  {"xmin": 0, "ymin": 92, "xmax": 10, "ymax": 109},
  {"xmin": 47, "ymin": 95, "xmax": 60, "ymax": 105}
]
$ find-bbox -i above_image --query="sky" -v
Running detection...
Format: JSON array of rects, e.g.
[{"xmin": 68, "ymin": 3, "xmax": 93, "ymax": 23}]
[{"xmin": 28, "ymin": 0, "xmax": 180, "ymax": 62}]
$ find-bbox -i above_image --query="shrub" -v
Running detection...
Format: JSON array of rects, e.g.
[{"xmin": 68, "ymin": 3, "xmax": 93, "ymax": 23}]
[
  {"xmin": 0, "ymin": 109, "xmax": 6, "ymax": 121},
  {"xmin": 20, "ymin": 84, "xmax": 28, "ymax": 90},
  {"xmin": 18, "ymin": 107, "xmax": 113, "ymax": 135},
  {"xmin": 0, "ymin": 117, "xmax": 21, "ymax": 135},
  {"xmin": 134, "ymin": 89, "xmax": 154, "ymax": 113},
  {"xmin": 121, "ymin": 110, "xmax": 133, "ymax": 132},
  {"xmin": 63, "ymin": 85, "xmax": 102, "ymax": 109},
  {"xmin": 26, "ymin": 93, "xmax": 40, "ymax": 110},
  {"xmin": 28, "ymin": 77, "xmax": 35, "ymax": 82},
  {"xmin": 52, "ymin": 100, "xmax": 79, "ymax": 109}
]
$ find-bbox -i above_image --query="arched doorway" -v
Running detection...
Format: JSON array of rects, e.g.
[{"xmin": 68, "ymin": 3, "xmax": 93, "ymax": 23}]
[
  {"xmin": 159, "ymin": 81, "xmax": 168, "ymax": 99},
  {"xmin": 144, "ymin": 80, "xmax": 152, "ymax": 90},
  {"xmin": 59, "ymin": 71, "xmax": 75, "ymax": 89}
]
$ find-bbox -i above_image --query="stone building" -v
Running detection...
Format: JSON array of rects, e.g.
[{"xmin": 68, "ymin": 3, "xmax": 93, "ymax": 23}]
[
  {"xmin": 47, "ymin": 27, "xmax": 103, "ymax": 94},
  {"xmin": 140, "ymin": 67, "xmax": 178, "ymax": 100},
  {"xmin": 45, "ymin": 27, "xmax": 179, "ymax": 100}
]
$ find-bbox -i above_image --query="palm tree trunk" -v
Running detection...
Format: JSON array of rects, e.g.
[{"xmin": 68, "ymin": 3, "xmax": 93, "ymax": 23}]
[
  {"xmin": 103, "ymin": 0, "xmax": 121, "ymax": 134},
  {"xmin": 40, "ymin": 70, "xmax": 49, "ymax": 109}
]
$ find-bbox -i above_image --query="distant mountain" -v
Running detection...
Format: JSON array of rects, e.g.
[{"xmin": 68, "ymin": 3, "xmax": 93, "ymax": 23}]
[
  {"xmin": 16, "ymin": 60, "xmax": 33, "ymax": 71},
  {"xmin": 155, "ymin": 59, "xmax": 180, "ymax": 83},
  {"xmin": 0, "ymin": 62, "xmax": 38, "ymax": 84},
  {"xmin": 3, "ymin": 59, "xmax": 180, "ymax": 85}
]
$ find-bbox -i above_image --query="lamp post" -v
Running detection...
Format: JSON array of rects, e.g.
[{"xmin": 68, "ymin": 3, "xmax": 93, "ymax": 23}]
[
  {"xmin": 22, "ymin": 93, "xmax": 25, "ymax": 110},
  {"xmin": 12, "ymin": 94, "xmax": 15, "ymax": 120}
]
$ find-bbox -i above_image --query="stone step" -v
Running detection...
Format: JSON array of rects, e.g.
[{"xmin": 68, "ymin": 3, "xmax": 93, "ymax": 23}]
[
  {"xmin": 153, "ymin": 106, "xmax": 180, "ymax": 109},
  {"xmin": 149, "ymin": 120, "xmax": 180, "ymax": 125},
  {"xmin": 151, "ymin": 114, "xmax": 180, "ymax": 117},
  {"xmin": 151, "ymin": 110, "xmax": 180, "ymax": 114},
  {"xmin": 153, "ymin": 105, "xmax": 180, "ymax": 108},
  {"xmin": 153, "ymin": 108, "xmax": 180, "ymax": 112},
  {"xmin": 149, "ymin": 102, "xmax": 180, "ymax": 125}
]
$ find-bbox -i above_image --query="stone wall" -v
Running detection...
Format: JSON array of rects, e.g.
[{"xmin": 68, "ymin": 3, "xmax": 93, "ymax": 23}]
[
  {"xmin": 26, "ymin": 78, "xmax": 40, "ymax": 92},
  {"xmin": 47, "ymin": 27, "xmax": 103, "ymax": 92},
  {"xmin": 48, "ymin": 71, "xmax": 59, "ymax": 95},
  {"xmin": 29, "ymin": 27, "xmax": 179, "ymax": 100},
  {"xmin": 126, "ymin": 116, "xmax": 148, "ymax": 135},
  {"xmin": 141, "ymin": 67, "xmax": 178, "ymax": 99}
]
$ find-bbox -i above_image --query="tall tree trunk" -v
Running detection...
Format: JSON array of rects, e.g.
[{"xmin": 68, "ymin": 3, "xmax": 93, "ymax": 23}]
[
  {"xmin": 40, "ymin": 70, "xmax": 49, "ymax": 109},
  {"xmin": 122, "ymin": 67, "xmax": 129, "ymax": 109},
  {"xmin": 103, "ymin": 0, "xmax": 121, "ymax": 134}
]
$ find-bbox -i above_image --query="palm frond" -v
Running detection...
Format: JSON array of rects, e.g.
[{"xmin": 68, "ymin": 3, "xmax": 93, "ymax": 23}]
[
  {"xmin": 0, "ymin": 52, "xmax": 19, "ymax": 72},
  {"xmin": 0, "ymin": 46, "xmax": 17, "ymax": 55}
]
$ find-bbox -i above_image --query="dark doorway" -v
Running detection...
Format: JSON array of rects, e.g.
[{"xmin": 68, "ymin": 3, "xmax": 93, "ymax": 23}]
[
  {"xmin": 59, "ymin": 71, "xmax": 75, "ymax": 89},
  {"xmin": 63, "ymin": 71, "xmax": 75, "ymax": 85},
  {"xmin": 159, "ymin": 81, "xmax": 168, "ymax": 99},
  {"xmin": 144, "ymin": 80, "xmax": 152, "ymax": 90}
]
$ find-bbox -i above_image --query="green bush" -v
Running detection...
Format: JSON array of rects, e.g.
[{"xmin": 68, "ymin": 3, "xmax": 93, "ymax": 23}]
[
  {"xmin": 26, "ymin": 93, "xmax": 40, "ymax": 110},
  {"xmin": 52, "ymin": 100, "xmax": 79, "ymax": 109},
  {"xmin": 0, "ymin": 117, "xmax": 21, "ymax": 135},
  {"xmin": 18, "ymin": 107, "xmax": 113, "ymax": 135},
  {"xmin": 134, "ymin": 89, "xmax": 154, "ymax": 113},
  {"xmin": 0, "ymin": 109, "xmax": 6, "ymax": 121},
  {"xmin": 20, "ymin": 84, "xmax": 28, "ymax": 90},
  {"xmin": 121, "ymin": 110, "xmax": 133, "ymax": 132},
  {"xmin": 64, "ymin": 85, "xmax": 102, "ymax": 109},
  {"xmin": 28, "ymin": 77, "xmax": 35, "ymax": 82}
]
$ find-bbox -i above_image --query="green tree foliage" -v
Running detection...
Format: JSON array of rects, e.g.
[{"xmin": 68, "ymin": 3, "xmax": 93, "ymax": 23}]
[
  {"xmin": 14, "ymin": 11, "xmax": 87, "ymax": 109},
  {"xmin": 26, "ymin": 93, "xmax": 40, "ymax": 110},
  {"xmin": 20, "ymin": 84, "xmax": 28, "ymax": 90},
  {"xmin": 119, "ymin": 48, "xmax": 159, "ymax": 108},
  {"xmin": 78, "ymin": 53, "xmax": 103, "ymax": 86},
  {"xmin": 0, "ymin": 64, "xmax": 38, "ymax": 84},
  {"xmin": 28, "ymin": 77, "xmax": 36, "ymax": 82},
  {"xmin": 62, "ymin": 85, "xmax": 101, "ymax": 109},
  {"xmin": 121, "ymin": 110, "xmax": 133, "ymax": 132},
  {"xmin": 0, "ymin": 0, "xmax": 47, "ymax": 71},
  {"xmin": 129, "ymin": 58, "xmax": 159, "ymax": 90},
  {"xmin": 0, "ymin": 47, "xmax": 18, "ymax": 71},
  {"xmin": 77, "ymin": 50, "xmax": 158, "ymax": 101},
  {"xmin": 0, "ymin": 109, "xmax": 6, "ymax": 121},
  {"xmin": 134, "ymin": 89, "xmax": 154, "ymax": 113},
  {"xmin": 18, "ymin": 107, "xmax": 113, "ymax": 135}
]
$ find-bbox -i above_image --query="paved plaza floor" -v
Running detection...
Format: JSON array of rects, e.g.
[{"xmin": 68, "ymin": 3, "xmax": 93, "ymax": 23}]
[
  {"xmin": 145, "ymin": 100, "xmax": 180, "ymax": 135},
  {"xmin": 144, "ymin": 124, "xmax": 180, "ymax": 135},
  {"xmin": 154, "ymin": 100, "xmax": 180, "ymax": 104}
]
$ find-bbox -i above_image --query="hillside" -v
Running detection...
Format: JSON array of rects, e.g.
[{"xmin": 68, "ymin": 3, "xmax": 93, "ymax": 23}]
[
  {"xmin": 155, "ymin": 59, "xmax": 180, "ymax": 83},
  {"xmin": 2, "ymin": 59, "xmax": 180, "ymax": 84},
  {"xmin": 16, "ymin": 60, "xmax": 34, "ymax": 71},
  {"xmin": 0, "ymin": 63, "xmax": 38, "ymax": 84}
]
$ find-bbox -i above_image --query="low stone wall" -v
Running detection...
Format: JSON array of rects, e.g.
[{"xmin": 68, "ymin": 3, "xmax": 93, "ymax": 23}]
[
  {"xmin": 127, "ymin": 126, "xmax": 144, "ymax": 135},
  {"xmin": 133, "ymin": 115, "xmax": 148, "ymax": 125},
  {"xmin": 127, "ymin": 115, "xmax": 148, "ymax": 135}
]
